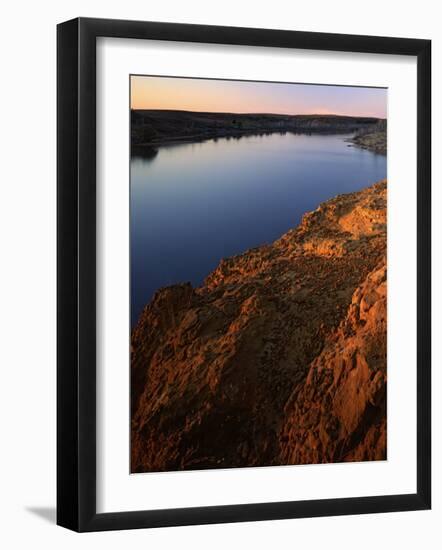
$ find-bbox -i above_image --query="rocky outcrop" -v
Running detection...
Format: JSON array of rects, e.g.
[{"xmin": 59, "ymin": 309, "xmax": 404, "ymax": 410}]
[
  {"xmin": 280, "ymin": 263, "xmax": 386, "ymax": 464},
  {"xmin": 350, "ymin": 120, "xmax": 387, "ymax": 155},
  {"xmin": 131, "ymin": 180, "xmax": 387, "ymax": 472}
]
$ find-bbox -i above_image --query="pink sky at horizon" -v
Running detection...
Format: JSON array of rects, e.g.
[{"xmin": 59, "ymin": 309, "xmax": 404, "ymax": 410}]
[{"xmin": 131, "ymin": 75, "xmax": 387, "ymax": 118}]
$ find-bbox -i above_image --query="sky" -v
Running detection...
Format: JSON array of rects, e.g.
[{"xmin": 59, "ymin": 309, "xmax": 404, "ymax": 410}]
[{"xmin": 131, "ymin": 75, "xmax": 387, "ymax": 118}]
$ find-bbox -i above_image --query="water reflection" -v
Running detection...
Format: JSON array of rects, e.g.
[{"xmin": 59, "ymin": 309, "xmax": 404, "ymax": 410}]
[
  {"xmin": 130, "ymin": 132, "xmax": 386, "ymax": 325},
  {"xmin": 131, "ymin": 145, "xmax": 158, "ymax": 161}
]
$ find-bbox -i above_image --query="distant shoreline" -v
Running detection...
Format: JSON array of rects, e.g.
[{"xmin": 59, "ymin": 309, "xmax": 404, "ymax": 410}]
[
  {"xmin": 131, "ymin": 109, "xmax": 386, "ymax": 156},
  {"xmin": 131, "ymin": 128, "xmax": 356, "ymax": 155}
]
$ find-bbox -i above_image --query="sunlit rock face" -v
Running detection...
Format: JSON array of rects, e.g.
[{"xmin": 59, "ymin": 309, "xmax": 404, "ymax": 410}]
[{"xmin": 131, "ymin": 180, "xmax": 387, "ymax": 473}]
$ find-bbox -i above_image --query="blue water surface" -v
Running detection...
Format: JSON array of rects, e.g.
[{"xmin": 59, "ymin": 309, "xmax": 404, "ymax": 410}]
[{"xmin": 130, "ymin": 133, "xmax": 386, "ymax": 325}]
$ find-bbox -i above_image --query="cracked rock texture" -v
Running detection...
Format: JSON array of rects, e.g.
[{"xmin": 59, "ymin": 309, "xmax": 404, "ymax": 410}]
[{"xmin": 131, "ymin": 180, "xmax": 387, "ymax": 472}]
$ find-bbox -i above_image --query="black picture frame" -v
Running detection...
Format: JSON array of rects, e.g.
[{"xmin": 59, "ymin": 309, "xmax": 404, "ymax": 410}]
[{"xmin": 57, "ymin": 17, "xmax": 431, "ymax": 532}]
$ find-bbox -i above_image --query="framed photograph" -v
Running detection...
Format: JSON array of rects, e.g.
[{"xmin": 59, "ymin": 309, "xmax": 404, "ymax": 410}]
[{"xmin": 57, "ymin": 17, "xmax": 431, "ymax": 531}]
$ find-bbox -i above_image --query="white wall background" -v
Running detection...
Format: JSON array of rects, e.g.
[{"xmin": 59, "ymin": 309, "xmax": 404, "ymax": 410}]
[{"xmin": 0, "ymin": 0, "xmax": 439, "ymax": 547}]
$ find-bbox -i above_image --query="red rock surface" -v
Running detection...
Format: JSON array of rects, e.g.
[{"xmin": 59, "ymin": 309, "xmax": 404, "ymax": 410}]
[{"xmin": 131, "ymin": 180, "xmax": 387, "ymax": 472}]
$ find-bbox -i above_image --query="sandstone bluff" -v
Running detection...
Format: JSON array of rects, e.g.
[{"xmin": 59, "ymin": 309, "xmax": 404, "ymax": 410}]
[{"xmin": 131, "ymin": 180, "xmax": 387, "ymax": 472}]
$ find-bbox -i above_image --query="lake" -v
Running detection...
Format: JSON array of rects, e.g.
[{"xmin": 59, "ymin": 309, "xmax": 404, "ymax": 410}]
[{"xmin": 130, "ymin": 132, "xmax": 386, "ymax": 325}]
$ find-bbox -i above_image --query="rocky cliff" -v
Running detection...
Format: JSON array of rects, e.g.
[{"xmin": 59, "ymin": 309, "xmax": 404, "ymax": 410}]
[
  {"xmin": 131, "ymin": 180, "xmax": 387, "ymax": 472},
  {"xmin": 350, "ymin": 119, "xmax": 387, "ymax": 155}
]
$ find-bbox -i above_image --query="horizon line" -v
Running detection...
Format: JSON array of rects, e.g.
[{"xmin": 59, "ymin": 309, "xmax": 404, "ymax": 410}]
[{"xmin": 131, "ymin": 108, "xmax": 386, "ymax": 119}]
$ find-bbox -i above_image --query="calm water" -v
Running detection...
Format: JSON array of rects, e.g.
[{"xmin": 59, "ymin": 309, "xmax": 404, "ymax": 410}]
[{"xmin": 131, "ymin": 132, "xmax": 386, "ymax": 325}]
